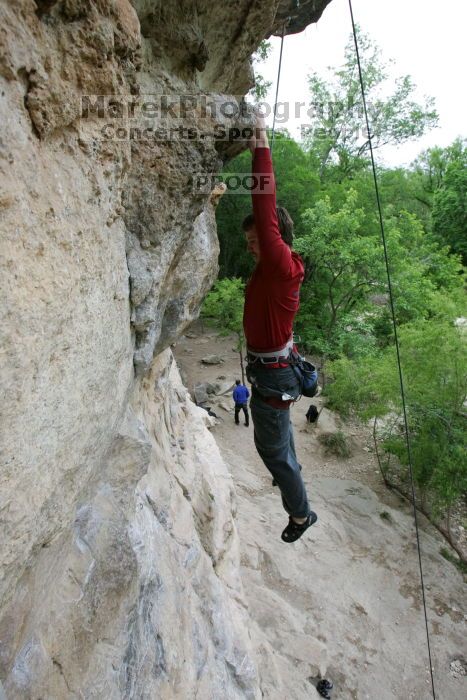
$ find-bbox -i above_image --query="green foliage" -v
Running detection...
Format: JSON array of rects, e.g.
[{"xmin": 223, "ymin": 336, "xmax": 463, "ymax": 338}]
[
  {"xmin": 201, "ymin": 278, "xmax": 247, "ymax": 381},
  {"xmin": 304, "ymin": 27, "xmax": 438, "ymax": 180},
  {"xmin": 249, "ymin": 40, "xmax": 272, "ymax": 101},
  {"xmin": 295, "ymin": 190, "xmax": 382, "ymax": 353},
  {"xmin": 255, "ymin": 40, "xmax": 272, "ymax": 63},
  {"xmin": 343, "ymin": 317, "xmax": 379, "ymax": 357},
  {"xmin": 294, "ymin": 190, "xmax": 463, "ymax": 356},
  {"xmin": 201, "ymin": 278, "xmax": 244, "ymax": 343},
  {"xmin": 412, "ymin": 138, "xmax": 466, "ymax": 196},
  {"xmin": 428, "ymin": 286, "xmax": 467, "ymax": 323},
  {"xmin": 215, "ymin": 149, "xmax": 255, "ymax": 279},
  {"xmin": 322, "ymin": 355, "xmax": 397, "ymax": 419},
  {"xmin": 325, "ymin": 320, "xmax": 467, "ymax": 513},
  {"xmin": 432, "ymin": 140, "xmax": 467, "ymax": 264},
  {"xmin": 318, "ymin": 431, "xmax": 352, "ymax": 458},
  {"xmin": 268, "ymin": 134, "xmax": 320, "ymax": 236}
]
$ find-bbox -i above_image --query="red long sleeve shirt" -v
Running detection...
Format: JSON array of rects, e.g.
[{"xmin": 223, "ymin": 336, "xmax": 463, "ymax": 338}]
[{"xmin": 243, "ymin": 147, "xmax": 304, "ymax": 352}]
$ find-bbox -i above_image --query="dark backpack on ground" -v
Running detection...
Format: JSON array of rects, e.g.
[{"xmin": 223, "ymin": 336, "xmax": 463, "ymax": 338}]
[{"xmin": 306, "ymin": 405, "xmax": 319, "ymax": 423}]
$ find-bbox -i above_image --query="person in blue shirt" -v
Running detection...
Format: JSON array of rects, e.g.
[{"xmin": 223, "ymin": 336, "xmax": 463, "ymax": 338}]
[{"xmin": 232, "ymin": 379, "xmax": 250, "ymax": 427}]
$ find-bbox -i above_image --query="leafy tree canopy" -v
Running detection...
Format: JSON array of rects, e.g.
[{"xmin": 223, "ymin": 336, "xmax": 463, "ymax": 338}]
[
  {"xmin": 432, "ymin": 139, "xmax": 467, "ymax": 263},
  {"xmin": 304, "ymin": 27, "xmax": 439, "ymax": 180},
  {"xmin": 294, "ymin": 192, "xmax": 464, "ymax": 356},
  {"xmin": 324, "ymin": 319, "xmax": 467, "ymax": 514}
]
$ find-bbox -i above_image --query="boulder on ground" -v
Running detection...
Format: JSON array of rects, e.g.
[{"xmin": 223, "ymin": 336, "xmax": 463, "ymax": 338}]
[
  {"xmin": 215, "ymin": 381, "xmax": 235, "ymax": 396},
  {"xmin": 194, "ymin": 382, "xmax": 219, "ymax": 403},
  {"xmin": 201, "ymin": 354, "xmax": 224, "ymax": 365},
  {"xmin": 194, "ymin": 383, "xmax": 209, "ymax": 404}
]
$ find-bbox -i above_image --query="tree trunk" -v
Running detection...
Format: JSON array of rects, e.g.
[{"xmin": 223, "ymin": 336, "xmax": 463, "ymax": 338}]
[
  {"xmin": 381, "ymin": 478, "xmax": 466, "ymax": 563},
  {"xmin": 446, "ymin": 505, "xmax": 453, "ymax": 544},
  {"xmin": 238, "ymin": 334, "xmax": 245, "ymax": 385},
  {"xmin": 373, "ymin": 418, "xmax": 387, "ymax": 485},
  {"xmin": 239, "ymin": 350, "xmax": 245, "ymax": 385},
  {"xmin": 372, "ymin": 420, "xmax": 465, "ymax": 561}
]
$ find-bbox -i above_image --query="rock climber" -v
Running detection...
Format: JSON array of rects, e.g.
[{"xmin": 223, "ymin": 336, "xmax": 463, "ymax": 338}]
[
  {"xmin": 242, "ymin": 112, "xmax": 317, "ymax": 543},
  {"xmin": 232, "ymin": 379, "xmax": 250, "ymax": 427}
]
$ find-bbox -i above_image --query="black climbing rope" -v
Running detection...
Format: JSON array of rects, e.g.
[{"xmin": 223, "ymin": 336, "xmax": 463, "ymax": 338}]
[
  {"xmin": 270, "ymin": 19, "xmax": 287, "ymax": 154},
  {"xmin": 266, "ymin": 6, "xmax": 436, "ymax": 695},
  {"xmin": 347, "ymin": 1, "xmax": 436, "ymax": 697},
  {"xmin": 271, "ymin": 0, "xmax": 301, "ymax": 152}
]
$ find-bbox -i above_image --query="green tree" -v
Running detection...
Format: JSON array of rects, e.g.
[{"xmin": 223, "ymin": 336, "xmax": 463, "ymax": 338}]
[
  {"xmin": 201, "ymin": 278, "xmax": 246, "ymax": 381},
  {"xmin": 295, "ymin": 190, "xmax": 383, "ymax": 354},
  {"xmin": 268, "ymin": 133, "xmax": 320, "ymax": 235},
  {"xmin": 411, "ymin": 138, "xmax": 466, "ymax": 200},
  {"xmin": 304, "ymin": 28, "xmax": 438, "ymax": 180},
  {"xmin": 249, "ymin": 40, "xmax": 272, "ymax": 101},
  {"xmin": 294, "ymin": 191, "xmax": 464, "ymax": 356},
  {"xmin": 432, "ymin": 140, "xmax": 467, "ymax": 263},
  {"xmin": 214, "ymin": 147, "xmax": 255, "ymax": 280},
  {"xmin": 325, "ymin": 319, "xmax": 467, "ymax": 550},
  {"xmin": 406, "ymin": 138, "xmax": 467, "ymax": 242}
]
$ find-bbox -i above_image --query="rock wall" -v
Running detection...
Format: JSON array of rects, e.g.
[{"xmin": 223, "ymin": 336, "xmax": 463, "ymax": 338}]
[
  {"xmin": 0, "ymin": 1, "xmax": 331, "ymax": 697},
  {"xmin": 1, "ymin": 350, "xmax": 259, "ymax": 698}
]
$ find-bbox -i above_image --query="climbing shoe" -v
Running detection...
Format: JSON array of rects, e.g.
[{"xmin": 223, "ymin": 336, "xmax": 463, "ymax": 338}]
[{"xmin": 281, "ymin": 510, "xmax": 317, "ymax": 543}]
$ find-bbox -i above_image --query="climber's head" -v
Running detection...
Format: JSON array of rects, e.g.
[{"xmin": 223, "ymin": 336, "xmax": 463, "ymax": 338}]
[
  {"xmin": 243, "ymin": 220, "xmax": 260, "ymax": 260},
  {"xmin": 242, "ymin": 206, "xmax": 294, "ymax": 261}
]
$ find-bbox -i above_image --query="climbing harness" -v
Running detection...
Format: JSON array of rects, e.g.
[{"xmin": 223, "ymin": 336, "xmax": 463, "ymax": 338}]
[
  {"xmin": 246, "ymin": 337, "xmax": 318, "ymax": 399},
  {"xmin": 246, "ymin": 337, "xmax": 294, "ymax": 363}
]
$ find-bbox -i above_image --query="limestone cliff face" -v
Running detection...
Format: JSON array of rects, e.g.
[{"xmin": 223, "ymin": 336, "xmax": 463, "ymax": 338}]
[{"xmin": 0, "ymin": 1, "xmax": 330, "ymax": 697}]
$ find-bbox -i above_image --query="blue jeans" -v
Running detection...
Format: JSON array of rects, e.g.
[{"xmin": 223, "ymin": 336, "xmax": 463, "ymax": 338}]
[{"xmin": 247, "ymin": 363, "xmax": 311, "ymax": 518}]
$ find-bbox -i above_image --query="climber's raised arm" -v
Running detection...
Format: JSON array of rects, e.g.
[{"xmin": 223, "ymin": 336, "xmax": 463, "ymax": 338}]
[{"xmin": 247, "ymin": 114, "xmax": 292, "ymax": 275}]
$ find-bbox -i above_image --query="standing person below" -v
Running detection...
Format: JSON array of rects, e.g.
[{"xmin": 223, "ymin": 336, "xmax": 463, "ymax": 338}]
[
  {"xmin": 232, "ymin": 379, "xmax": 250, "ymax": 427},
  {"xmin": 243, "ymin": 113, "xmax": 317, "ymax": 543}
]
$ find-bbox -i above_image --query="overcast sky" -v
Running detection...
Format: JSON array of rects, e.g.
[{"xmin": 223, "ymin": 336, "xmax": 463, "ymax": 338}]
[{"xmin": 258, "ymin": 0, "xmax": 466, "ymax": 167}]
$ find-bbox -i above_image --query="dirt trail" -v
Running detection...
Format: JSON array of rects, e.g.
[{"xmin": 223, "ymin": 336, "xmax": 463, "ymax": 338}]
[{"xmin": 173, "ymin": 322, "xmax": 466, "ymax": 700}]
